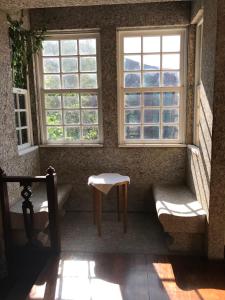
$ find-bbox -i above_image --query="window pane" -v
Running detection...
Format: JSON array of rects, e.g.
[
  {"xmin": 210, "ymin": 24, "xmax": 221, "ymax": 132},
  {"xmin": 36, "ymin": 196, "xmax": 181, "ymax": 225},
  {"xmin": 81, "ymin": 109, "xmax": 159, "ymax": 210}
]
[
  {"xmin": 63, "ymin": 94, "xmax": 79, "ymax": 108},
  {"xmin": 81, "ymin": 94, "xmax": 98, "ymax": 108},
  {"xmin": 143, "ymin": 55, "xmax": 160, "ymax": 70},
  {"xmin": 163, "ymin": 126, "xmax": 178, "ymax": 139},
  {"xmin": 124, "ymin": 37, "xmax": 141, "ymax": 53},
  {"xmin": 79, "ymin": 39, "xmax": 96, "ymax": 55},
  {"xmin": 46, "ymin": 111, "xmax": 62, "ymax": 125},
  {"xmin": 80, "ymin": 74, "xmax": 97, "ymax": 88},
  {"xmin": 14, "ymin": 94, "xmax": 18, "ymax": 109},
  {"xmin": 44, "ymin": 75, "xmax": 61, "ymax": 89},
  {"xmin": 163, "ymin": 92, "xmax": 179, "ymax": 106},
  {"xmin": 144, "ymin": 109, "xmax": 160, "ymax": 123},
  {"xmin": 162, "ymin": 72, "xmax": 180, "ymax": 87},
  {"xmin": 163, "ymin": 109, "xmax": 179, "ymax": 123},
  {"xmin": 62, "ymin": 57, "xmax": 78, "ymax": 73},
  {"xmin": 162, "ymin": 35, "xmax": 180, "ymax": 52},
  {"xmin": 82, "ymin": 110, "xmax": 98, "ymax": 124},
  {"xmin": 43, "ymin": 41, "xmax": 59, "ymax": 56},
  {"xmin": 80, "ymin": 57, "xmax": 97, "ymax": 72},
  {"xmin": 65, "ymin": 127, "xmax": 80, "ymax": 140},
  {"xmin": 47, "ymin": 127, "xmax": 64, "ymax": 140},
  {"xmin": 124, "ymin": 55, "xmax": 141, "ymax": 71},
  {"xmin": 125, "ymin": 109, "xmax": 141, "ymax": 124},
  {"xmin": 16, "ymin": 130, "xmax": 21, "ymax": 145},
  {"xmin": 144, "ymin": 126, "xmax": 159, "ymax": 139},
  {"xmin": 20, "ymin": 112, "xmax": 27, "ymax": 127},
  {"xmin": 143, "ymin": 72, "xmax": 160, "ymax": 87},
  {"xmin": 19, "ymin": 94, "xmax": 25, "ymax": 109},
  {"xmin": 45, "ymin": 94, "xmax": 61, "ymax": 109},
  {"xmin": 83, "ymin": 127, "xmax": 99, "ymax": 140},
  {"xmin": 144, "ymin": 93, "xmax": 160, "ymax": 106},
  {"xmin": 64, "ymin": 110, "xmax": 80, "ymax": 125},
  {"xmin": 162, "ymin": 54, "xmax": 180, "ymax": 70},
  {"xmin": 124, "ymin": 73, "xmax": 141, "ymax": 88},
  {"xmin": 61, "ymin": 40, "xmax": 77, "ymax": 55},
  {"xmin": 43, "ymin": 58, "xmax": 60, "ymax": 73},
  {"xmin": 125, "ymin": 93, "xmax": 141, "ymax": 107},
  {"xmin": 15, "ymin": 112, "xmax": 19, "ymax": 127},
  {"xmin": 143, "ymin": 36, "xmax": 160, "ymax": 53},
  {"xmin": 21, "ymin": 129, "xmax": 28, "ymax": 144},
  {"xmin": 62, "ymin": 74, "xmax": 78, "ymax": 89},
  {"xmin": 125, "ymin": 126, "xmax": 141, "ymax": 139}
]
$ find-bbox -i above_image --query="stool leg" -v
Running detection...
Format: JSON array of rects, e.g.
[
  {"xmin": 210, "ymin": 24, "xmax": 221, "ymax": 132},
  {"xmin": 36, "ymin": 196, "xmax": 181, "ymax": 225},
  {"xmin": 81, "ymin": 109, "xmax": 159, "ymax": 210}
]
[
  {"xmin": 117, "ymin": 186, "xmax": 121, "ymax": 222},
  {"xmin": 92, "ymin": 187, "xmax": 97, "ymax": 225},
  {"xmin": 123, "ymin": 183, "xmax": 128, "ymax": 233},
  {"xmin": 96, "ymin": 190, "xmax": 102, "ymax": 237}
]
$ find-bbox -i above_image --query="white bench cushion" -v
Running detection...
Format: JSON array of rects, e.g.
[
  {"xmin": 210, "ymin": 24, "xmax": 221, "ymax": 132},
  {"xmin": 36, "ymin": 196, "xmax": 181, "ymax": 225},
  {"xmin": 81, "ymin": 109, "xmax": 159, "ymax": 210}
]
[
  {"xmin": 154, "ymin": 185, "xmax": 206, "ymax": 234},
  {"xmin": 10, "ymin": 183, "xmax": 72, "ymax": 230}
]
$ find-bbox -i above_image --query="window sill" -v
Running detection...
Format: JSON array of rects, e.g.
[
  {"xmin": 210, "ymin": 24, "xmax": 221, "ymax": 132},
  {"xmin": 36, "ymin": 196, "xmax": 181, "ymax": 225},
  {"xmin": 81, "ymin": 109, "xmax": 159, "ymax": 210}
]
[
  {"xmin": 39, "ymin": 144, "xmax": 103, "ymax": 148},
  {"xmin": 119, "ymin": 143, "xmax": 187, "ymax": 148},
  {"xmin": 18, "ymin": 145, "xmax": 39, "ymax": 156},
  {"xmin": 187, "ymin": 144, "xmax": 200, "ymax": 155}
]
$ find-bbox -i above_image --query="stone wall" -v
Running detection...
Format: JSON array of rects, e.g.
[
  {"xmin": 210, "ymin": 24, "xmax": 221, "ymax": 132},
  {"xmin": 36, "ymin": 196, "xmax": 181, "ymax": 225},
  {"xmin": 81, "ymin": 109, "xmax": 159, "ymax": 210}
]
[
  {"xmin": 0, "ymin": 10, "xmax": 40, "ymax": 277},
  {"xmin": 191, "ymin": 0, "xmax": 203, "ymax": 21},
  {"xmin": 208, "ymin": 0, "xmax": 225, "ymax": 259},
  {"xmin": 30, "ymin": 1, "xmax": 191, "ymax": 212},
  {"xmin": 187, "ymin": 0, "xmax": 216, "ymax": 215},
  {"xmin": 188, "ymin": 0, "xmax": 225, "ymax": 259}
]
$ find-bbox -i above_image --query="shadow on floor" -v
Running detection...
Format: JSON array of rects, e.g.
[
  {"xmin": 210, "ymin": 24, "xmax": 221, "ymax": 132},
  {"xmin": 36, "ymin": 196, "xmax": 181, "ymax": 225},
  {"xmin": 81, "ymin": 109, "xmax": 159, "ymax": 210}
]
[
  {"xmin": 61, "ymin": 212, "xmax": 168, "ymax": 254},
  {"xmin": 26, "ymin": 252, "xmax": 225, "ymax": 300}
]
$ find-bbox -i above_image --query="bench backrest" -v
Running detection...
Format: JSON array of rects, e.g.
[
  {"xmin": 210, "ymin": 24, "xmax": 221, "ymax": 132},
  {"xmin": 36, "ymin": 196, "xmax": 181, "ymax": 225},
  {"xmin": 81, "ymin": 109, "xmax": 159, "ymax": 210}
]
[{"xmin": 0, "ymin": 166, "xmax": 61, "ymax": 263}]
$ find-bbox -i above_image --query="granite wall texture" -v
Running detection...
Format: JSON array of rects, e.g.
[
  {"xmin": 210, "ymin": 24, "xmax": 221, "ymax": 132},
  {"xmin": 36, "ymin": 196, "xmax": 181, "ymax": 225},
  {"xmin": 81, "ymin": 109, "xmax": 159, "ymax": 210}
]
[
  {"xmin": 0, "ymin": 10, "xmax": 41, "ymax": 276},
  {"xmin": 188, "ymin": 0, "xmax": 225, "ymax": 259},
  {"xmin": 187, "ymin": 0, "xmax": 214, "ymax": 217},
  {"xmin": 191, "ymin": 0, "xmax": 203, "ymax": 21},
  {"xmin": 0, "ymin": 0, "xmax": 192, "ymax": 10},
  {"xmin": 30, "ymin": 2, "xmax": 191, "ymax": 212},
  {"xmin": 208, "ymin": 0, "xmax": 225, "ymax": 259}
]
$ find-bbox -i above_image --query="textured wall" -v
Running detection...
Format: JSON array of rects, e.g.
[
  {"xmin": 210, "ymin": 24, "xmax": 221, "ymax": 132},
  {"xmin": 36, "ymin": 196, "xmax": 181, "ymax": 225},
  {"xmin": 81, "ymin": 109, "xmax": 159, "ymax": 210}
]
[
  {"xmin": 0, "ymin": 10, "xmax": 41, "ymax": 276},
  {"xmin": 0, "ymin": 0, "xmax": 192, "ymax": 10},
  {"xmin": 0, "ymin": 10, "xmax": 41, "ymax": 203},
  {"xmin": 188, "ymin": 0, "xmax": 225, "ymax": 259},
  {"xmin": 208, "ymin": 0, "xmax": 225, "ymax": 259},
  {"xmin": 191, "ymin": 0, "xmax": 203, "ymax": 21},
  {"xmin": 187, "ymin": 84, "xmax": 212, "ymax": 217},
  {"xmin": 187, "ymin": 0, "xmax": 213, "ymax": 215},
  {"xmin": 30, "ymin": 2, "xmax": 190, "ymax": 212}
]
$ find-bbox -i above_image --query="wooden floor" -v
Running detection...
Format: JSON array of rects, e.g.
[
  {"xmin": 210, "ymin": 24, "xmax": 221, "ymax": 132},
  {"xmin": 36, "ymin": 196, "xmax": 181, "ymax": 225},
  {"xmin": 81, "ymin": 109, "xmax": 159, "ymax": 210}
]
[{"xmin": 14, "ymin": 252, "xmax": 225, "ymax": 300}]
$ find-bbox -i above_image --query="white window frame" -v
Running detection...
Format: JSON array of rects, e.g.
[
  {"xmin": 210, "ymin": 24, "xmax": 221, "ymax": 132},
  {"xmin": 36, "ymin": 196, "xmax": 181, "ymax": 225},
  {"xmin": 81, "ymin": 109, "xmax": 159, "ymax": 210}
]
[
  {"xmin": 37, "ymin": 31, "xmax": 103, "ymax": 145},
  {"xmin": 193, "ymin": 19, "xmax": 203, "ymax": 146},
  {"xmin": 117, "ymin": 28, "xmax": 187, "ymax": 146},
  {"xmin": 13, "ymin": 87, "xmax": 33, "ymax": 151}
]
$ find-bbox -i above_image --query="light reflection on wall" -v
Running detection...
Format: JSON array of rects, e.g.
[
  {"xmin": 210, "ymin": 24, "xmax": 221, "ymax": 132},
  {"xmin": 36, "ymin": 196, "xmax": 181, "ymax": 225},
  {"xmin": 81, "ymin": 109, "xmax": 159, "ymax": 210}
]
[{"xmin": 187, "ymin": 83, "xmax": 212, "ymax": 219}]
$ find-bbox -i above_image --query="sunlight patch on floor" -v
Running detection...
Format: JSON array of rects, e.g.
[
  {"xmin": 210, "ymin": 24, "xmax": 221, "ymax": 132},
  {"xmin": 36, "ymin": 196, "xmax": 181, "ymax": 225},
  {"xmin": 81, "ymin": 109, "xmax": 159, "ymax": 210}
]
[{"xmin": 28, "ymin": 259, "xmax": 123, "ymax": 300}]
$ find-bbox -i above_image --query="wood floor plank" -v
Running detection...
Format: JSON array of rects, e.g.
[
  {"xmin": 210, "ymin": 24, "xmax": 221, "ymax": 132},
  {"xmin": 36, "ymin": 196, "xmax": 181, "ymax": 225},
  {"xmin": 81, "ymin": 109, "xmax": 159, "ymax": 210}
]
[{"xmin": 146, "ymin": 255, "xmax": 225, "ymax": 300}]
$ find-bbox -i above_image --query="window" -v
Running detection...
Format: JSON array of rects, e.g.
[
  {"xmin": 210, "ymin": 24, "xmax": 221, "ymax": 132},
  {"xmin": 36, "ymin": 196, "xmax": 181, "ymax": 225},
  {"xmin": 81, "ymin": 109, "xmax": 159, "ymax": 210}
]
[
  {"xmin": 117, "ymin": 29, "xmax": 186, "ymax": 145},
  {"xmin": 13, "ymin": 88, "xmax": 32, "ymax": 150},
  {"xmin": 39, "ymin": 32, "xmax": 102, "ymax": 144},
  {"xmin": 194, "ymin": 19, "xmax": 203, "ymax": 146}
]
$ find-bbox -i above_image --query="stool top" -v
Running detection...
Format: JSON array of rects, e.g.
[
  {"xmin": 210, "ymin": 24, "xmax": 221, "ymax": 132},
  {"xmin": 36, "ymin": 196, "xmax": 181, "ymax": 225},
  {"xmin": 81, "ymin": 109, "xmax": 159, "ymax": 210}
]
[{"xmin": 88, "ymin": 173, "xmax": 130, "ymax": 194}]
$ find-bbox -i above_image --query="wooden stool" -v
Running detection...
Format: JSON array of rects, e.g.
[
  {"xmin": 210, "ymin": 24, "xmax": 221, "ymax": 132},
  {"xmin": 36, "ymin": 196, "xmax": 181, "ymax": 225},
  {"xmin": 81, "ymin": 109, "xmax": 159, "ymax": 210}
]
[{"xmin": 92, "ymin": 181, "xmax": 128, "ymax": 236}]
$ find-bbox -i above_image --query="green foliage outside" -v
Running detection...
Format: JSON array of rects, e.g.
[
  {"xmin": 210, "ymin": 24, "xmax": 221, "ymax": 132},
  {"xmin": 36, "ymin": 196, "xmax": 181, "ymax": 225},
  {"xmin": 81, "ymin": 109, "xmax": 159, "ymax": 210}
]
[
  {"xmin": 7, "ymin": 15, "xmax": 46, "ymax": 88},
  {"xmin": 47, "ymin": 127, "xmax": 63, "ymax": 140}
]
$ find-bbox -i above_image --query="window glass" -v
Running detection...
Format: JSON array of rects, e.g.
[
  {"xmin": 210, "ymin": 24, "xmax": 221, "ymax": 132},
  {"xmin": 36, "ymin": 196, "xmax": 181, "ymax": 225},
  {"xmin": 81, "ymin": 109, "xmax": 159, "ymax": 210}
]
[
  {"xmin": 119, "ymin": 30, "xmax": 184, "ymax": 143},
  {"xmin": 41, "ymin": 34, "xmax": 101, "ymax": 144}
]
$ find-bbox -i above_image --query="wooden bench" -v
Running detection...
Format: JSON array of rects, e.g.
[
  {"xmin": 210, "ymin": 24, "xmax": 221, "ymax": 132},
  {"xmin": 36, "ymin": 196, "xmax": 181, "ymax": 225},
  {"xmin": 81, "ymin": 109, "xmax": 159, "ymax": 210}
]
[
  {"xmin": 10, "ymin": 183, "xmax": 72, "ymax": 245},
  {"xmin": 153, "ymin": 185, "xmax": 207, "ymax": 252}
]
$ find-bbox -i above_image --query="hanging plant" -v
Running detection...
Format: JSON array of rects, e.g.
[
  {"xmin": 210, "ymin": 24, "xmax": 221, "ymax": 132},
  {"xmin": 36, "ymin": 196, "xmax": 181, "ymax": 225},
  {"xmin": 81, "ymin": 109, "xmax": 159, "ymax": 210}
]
[{"xmin": 7, "ymin": 14, "xmax": 46, "ymax": 89}]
